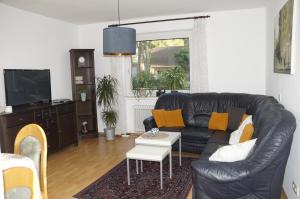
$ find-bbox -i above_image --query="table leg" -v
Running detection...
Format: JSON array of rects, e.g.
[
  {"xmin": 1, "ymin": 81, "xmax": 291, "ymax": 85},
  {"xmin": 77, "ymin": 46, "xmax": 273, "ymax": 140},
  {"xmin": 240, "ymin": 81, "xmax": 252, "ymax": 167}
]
[
  {"xmin": 160, "ymin": 160, "xmax": 163, "ymax": 189},
  {"xmin": 169, "ymin": 150, "xmax": 172, "ymax": 179},
  {"xmin": 170, "ymin": 149, "xmax": 173, "ymax": 178},
  {"xmin": 141, "ymin": 160, "xmax": 143, "ymax": 172},
  {"xmin": 179, "ymin": 137, "xmax": 182, "ymax": 166},
  {"xmin": 127, "ymin": 158, "xmax": 130, "ymax": 185},
  {"xmin": 136, "ymin": 160, "xmax": 139, "ymax": 174}
]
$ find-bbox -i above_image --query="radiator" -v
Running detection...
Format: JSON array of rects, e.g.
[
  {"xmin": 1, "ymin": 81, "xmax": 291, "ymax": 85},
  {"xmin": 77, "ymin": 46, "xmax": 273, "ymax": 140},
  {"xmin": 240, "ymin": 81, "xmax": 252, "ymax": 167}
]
[{"xmin": 134, "ymin": 105, "xmax": 154, "ymax": 132}]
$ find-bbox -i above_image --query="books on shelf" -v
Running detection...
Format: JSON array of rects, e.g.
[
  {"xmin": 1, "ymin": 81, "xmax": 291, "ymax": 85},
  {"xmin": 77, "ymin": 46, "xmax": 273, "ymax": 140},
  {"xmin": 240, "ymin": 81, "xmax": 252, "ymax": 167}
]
[{"xmin": 75, "ymin": 76, "xmax": 84, "ymax": 84}]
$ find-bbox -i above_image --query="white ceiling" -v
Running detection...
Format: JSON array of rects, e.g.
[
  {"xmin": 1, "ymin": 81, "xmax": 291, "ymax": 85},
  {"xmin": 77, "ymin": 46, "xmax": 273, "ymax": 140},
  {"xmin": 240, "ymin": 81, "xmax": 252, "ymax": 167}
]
[{"xmin": 0, "ymin": 0, "xmax": 269, "ymax": 24}]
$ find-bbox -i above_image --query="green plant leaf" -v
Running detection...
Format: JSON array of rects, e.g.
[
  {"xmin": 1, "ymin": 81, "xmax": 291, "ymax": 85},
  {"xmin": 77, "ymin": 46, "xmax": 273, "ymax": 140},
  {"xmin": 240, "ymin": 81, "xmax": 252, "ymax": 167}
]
[
  {"xmin": 101, "ymin": 110, "xmax": 118, "ymax": 128},
  {"xmin": 96, "ymin": 75, "xmax": 118, "ymax": 111}
]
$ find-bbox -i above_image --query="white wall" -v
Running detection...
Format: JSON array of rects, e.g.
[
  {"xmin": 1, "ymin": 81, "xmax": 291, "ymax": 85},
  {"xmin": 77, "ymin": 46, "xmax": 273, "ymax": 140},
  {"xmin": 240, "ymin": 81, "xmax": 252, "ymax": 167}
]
[
  {"xmin": 266, "ymin": 0, "xmax": 300, "ymax": 198},
  {"xmin": 0, "ymin": 3, "xmax": 78, "ymax": 106},
  {"xmin": 207, "ymin": 9, "xmax": 266, "ymax": 94},
  {"xmin": 78, "ymin": 8, "xmax": 267, "ymax": 133}
]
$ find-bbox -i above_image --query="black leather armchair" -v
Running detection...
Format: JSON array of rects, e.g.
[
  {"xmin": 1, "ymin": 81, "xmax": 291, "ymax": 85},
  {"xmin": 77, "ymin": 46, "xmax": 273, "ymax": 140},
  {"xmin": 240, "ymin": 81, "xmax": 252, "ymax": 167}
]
[{"xmin": 143, "ymin": 92, "xmax": 296, "ymax": 199}]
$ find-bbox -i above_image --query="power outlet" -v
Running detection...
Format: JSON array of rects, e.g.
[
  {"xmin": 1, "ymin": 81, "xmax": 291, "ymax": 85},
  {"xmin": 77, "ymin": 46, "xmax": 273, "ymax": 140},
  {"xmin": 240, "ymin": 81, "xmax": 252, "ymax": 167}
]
[{"xmin": 292, "ymin": 181, "xmax": 299, "ymax": 196}]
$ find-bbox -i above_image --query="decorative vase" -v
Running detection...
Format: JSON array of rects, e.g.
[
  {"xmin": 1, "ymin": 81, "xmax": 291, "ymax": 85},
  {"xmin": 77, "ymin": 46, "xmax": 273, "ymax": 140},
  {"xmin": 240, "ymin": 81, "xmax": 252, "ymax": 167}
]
[
  {"xmin": 105, "ymin": 127, "xmax": 115, "ymax": 141},
  {"xmin": 80, "ymin": 92, "xmax": 87, "ymax": 102},
  {"xmin": 150, "ymin": 128, "xmax": 160, "ymax": 136}
]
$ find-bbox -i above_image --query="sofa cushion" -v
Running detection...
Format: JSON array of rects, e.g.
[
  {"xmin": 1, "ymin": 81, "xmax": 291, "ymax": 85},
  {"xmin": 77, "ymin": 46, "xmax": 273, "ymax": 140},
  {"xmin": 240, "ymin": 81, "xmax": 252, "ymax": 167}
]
[
  {"xmin": 208, "ymin": 112, "xmax": 229, "ymax": 131},
  {"xmin": 200, "ymin": 143, "xmax": 226, "ymax": 160},
  {"xmin": 154, "ymin": 93, "xmax": 191, "ymax": 125},
  {"xmin": 159, "ymin": 127, "xmax": 183, "ymax": 132},
  {"xmin": 163, "ymin": 109, "xmax": 185, "ymax": 127},
  {"xmin": 172, "ymin": 140, "xmax": 206, "ymax": 154},
  {"xmin": 152, "ymin": 109, "xmax": 165, "ymax": 128},
  {"xmin": 187, "ymin": 93, "xmax": 219, "ymax": 127},
  {"xmin": 181, "ymin": 127, "xmax": 214, "ymax": 143},
  {"xmin": 227, "ymin": 107, "xmax": 246, "ymax": 131},
  {"xmin": 239, "ymin": 124, "xmax": 254, "ymax": 143},
  {"xmin": 229, "ymin": 115, "xmax": 253, "ymax": 145},
  {"xmin": 207, "ymin": 131, "xmax": 230, "ymax": 144},
  {"xmin": 209, "ymin": 139, "xmax": 257, "ymax": 162}
]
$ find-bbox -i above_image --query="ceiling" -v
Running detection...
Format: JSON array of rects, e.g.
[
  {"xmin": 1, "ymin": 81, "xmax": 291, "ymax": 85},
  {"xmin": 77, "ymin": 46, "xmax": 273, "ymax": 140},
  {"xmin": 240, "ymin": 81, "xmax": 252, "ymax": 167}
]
[{"xmin": 0, "ymin": 0, "xmax": 269, "ymax": 24}]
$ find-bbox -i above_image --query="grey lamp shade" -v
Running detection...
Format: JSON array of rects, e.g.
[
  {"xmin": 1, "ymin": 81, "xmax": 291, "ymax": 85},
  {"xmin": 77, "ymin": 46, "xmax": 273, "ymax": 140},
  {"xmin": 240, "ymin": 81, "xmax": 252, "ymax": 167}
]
[{"xmin": 103, "ymin": 27, "xmax": 136, "ymax": 55}]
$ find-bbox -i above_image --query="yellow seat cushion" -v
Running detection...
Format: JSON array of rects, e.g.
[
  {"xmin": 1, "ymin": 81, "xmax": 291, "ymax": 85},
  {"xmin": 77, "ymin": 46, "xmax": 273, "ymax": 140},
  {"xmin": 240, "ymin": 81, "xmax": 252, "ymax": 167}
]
[
  {"xmin": 239, "ymin": 123, "xmax": 254, "ymax": 143},
  {"xmin": 152, "ymin": 109, "xmax": 166, "ymax": 128},
  {"xmin": 163, "ymin": 109, "xmax": 185, "ymax": 128},
  {"xmin": 208, "ymin": 112, "xmax": 229, "ymax": 131}
]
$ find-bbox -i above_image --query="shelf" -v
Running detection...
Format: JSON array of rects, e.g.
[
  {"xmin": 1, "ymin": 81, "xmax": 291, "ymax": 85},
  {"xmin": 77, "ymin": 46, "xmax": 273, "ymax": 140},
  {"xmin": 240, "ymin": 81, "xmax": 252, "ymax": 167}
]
[
  {"xmin": 78, "ymin": 114, "xmax": 96, "ymax": 117},
  {"xmin": 76, "ymin": 67, "xmax": 94, "ymax": 69},
  {"xmin": 76, "ymin": 99, "xmax": 93, "ymax": 103},
  {"xmin": 71, "ymin": 49, "xmax": 98, "ymax": 139},
  {"xmin": 75, "ymin": 83, "xmax": 95, "ymax": 86}
]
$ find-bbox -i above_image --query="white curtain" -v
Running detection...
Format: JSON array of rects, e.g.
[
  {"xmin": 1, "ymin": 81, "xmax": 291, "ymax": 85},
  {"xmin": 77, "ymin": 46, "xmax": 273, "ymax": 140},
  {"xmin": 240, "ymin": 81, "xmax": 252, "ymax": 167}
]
[
  {"xmin": 190, "ymin": 18, "xmax": 209, "ymax": 93},
  {"xmin": 110, "ymin": 56, "xmax": 131, "ymax": 134}
]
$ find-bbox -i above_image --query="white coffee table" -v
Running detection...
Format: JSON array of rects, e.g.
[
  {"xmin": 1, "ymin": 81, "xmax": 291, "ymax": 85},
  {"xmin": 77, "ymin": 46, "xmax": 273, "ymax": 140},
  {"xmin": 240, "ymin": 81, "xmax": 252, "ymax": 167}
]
[
  {"xmin": 126, "ymin": 145, "xmax": 171, "ymax": 189},
  {"xmin": 135, "ymin": 131, "xmax": 182, "ymax": 178}
]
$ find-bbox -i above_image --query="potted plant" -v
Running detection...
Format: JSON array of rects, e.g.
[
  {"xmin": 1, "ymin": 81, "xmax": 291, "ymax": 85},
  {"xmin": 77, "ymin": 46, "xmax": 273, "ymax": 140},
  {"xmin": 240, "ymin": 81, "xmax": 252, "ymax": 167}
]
[
  {"xmin": 161, "ymin": 66, "xmax": 187, "ymax": 92},
  {"xmin": 96, "ymin": 75, "xmax": 118, "ymax": 140},
  {"xmin": 101, "ymin": 110, "xmax": 118, "ymax": 140}
]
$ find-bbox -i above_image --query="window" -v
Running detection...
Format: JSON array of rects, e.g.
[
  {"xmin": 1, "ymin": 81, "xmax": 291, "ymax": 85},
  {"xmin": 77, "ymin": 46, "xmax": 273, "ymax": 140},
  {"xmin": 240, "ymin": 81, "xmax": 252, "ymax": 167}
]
[{"xmin": 131, "ymin": 38, "xmax": 190, "ymax": 91}]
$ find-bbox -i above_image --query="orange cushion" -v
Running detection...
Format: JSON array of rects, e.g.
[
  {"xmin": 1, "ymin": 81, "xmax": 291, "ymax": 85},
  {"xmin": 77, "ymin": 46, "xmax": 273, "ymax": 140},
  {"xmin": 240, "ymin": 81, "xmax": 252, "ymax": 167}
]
[
  {"xmin": 241, "ymin": 114, "xmax": 249, "ymax": 122},
  {"xmin": 208, "ymin": 112, "xmax": 229, "ymax": 131},
  {"xmin": 163, "ymin": 109, "xmax": 185, "ymax": 128},
  {"xmin": 152, "ymin": 109, "xmax": 165, "ymax": 128},
  {"xmin": 239, "ymin": 123, "xmax": 254, "ymax": 143}
]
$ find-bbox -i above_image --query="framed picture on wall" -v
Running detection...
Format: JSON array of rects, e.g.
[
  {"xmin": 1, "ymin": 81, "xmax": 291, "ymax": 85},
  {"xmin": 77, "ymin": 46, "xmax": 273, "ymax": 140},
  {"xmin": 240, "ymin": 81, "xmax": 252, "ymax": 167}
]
[{"xmin": 274, "ymin": 0, "xmax": 297, "ymax": 74}]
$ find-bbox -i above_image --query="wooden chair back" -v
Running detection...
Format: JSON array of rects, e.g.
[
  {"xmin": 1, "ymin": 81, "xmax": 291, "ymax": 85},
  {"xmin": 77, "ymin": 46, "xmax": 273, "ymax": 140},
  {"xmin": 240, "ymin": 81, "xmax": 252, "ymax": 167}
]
[
  {"xmin": 14, "ymin": 124, "xmax": 48, "ymax": 199},
  {"xmin": 3, "ymin": 167, "xmax": 35, "ymax": 199}
]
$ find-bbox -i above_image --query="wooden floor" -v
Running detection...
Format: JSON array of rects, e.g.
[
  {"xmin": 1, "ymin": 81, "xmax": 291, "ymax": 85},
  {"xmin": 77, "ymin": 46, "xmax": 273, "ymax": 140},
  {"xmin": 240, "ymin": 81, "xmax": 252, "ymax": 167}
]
[{"xmin": 48, "ymin": 136, "xmax": 288, "ymax": 199}]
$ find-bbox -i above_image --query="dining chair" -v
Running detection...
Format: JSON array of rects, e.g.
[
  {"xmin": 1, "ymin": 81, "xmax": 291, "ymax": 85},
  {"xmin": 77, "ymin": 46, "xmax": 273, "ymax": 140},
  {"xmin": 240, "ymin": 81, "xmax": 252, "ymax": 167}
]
[
  {"xmin": 3, "ymin": 167, "xmax": 35, "ymax": 199},
  {"xmin": 14, "ymin": 124, "xmax": 48, "ymax": 199}
]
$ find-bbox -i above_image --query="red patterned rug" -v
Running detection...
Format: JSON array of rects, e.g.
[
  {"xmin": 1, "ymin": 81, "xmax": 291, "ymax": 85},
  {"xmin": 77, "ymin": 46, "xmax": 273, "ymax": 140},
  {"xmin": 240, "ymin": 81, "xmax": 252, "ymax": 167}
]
[{"xmin": 73, "ymin": 156, "xmax": 196, "ymax": 199}]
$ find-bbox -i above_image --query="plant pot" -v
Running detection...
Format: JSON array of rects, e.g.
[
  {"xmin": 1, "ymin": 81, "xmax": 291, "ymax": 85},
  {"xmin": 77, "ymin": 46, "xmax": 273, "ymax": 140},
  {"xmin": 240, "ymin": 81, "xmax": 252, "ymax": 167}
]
[
  {"xmin": 104, "ymin": 127, "xmax": 115, "ymax": 141},
  {"xmin": 80, "ymin": 92, "xmax": 87, "ymax": 102}
]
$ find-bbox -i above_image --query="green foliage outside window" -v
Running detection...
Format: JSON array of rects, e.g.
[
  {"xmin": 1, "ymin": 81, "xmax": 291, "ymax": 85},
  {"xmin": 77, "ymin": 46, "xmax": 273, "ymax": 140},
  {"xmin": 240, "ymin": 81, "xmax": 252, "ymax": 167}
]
[{"xmin": 131, "ymin": 38, "xmax": 190, "ymax": 95}]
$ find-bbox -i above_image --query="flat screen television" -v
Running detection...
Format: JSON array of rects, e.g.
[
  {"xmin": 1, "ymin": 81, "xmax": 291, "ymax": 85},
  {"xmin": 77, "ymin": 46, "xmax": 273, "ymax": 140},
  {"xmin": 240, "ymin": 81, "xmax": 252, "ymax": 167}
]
[{"xmin": 4, "ymin": 69, "xmax": 52, "ymax": 106}]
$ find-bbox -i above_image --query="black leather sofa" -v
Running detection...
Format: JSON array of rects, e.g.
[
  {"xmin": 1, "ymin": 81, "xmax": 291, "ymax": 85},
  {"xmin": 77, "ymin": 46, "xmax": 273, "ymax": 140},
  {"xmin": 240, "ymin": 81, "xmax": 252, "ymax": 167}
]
[{"xmin": 143, "ymin": 92, "xmax": 296, "ymax": 199}]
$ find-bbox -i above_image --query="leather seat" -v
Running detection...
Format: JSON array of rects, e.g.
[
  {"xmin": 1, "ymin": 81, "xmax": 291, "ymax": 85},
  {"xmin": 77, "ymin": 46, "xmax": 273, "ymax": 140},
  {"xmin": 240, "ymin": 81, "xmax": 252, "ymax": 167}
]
[
  {"xmin": 181, "ymin": 127, "xmax": 213, "ymax": 143},
  {"xmin": 143, "ymin": 92, "xmax": 296, "ymax": 199},
  {"xmin": 207, "ymin": 131, "xmax": 229, "ymax": 144},
  {"xmin": 200, "ymin": 143, "xmax": 226, "ymax": 160},
  {"xmin": 158, "ymin": 127, "xmax": 182, "ymax": 132}
]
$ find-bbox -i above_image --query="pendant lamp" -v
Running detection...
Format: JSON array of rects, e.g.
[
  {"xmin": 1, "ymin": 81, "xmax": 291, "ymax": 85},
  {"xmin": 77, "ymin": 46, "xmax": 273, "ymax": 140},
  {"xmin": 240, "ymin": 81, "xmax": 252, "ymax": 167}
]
[{"xmin": 103, "ymin": 0, "xmax": 136, "ymax": 56}]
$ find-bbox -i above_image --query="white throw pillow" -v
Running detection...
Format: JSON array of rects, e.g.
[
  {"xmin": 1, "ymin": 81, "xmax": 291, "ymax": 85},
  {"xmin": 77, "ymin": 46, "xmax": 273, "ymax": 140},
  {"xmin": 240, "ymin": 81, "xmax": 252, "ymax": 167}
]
[
  {"xmin": 229, "ymin": 115, "xmax": 253, "ymax": 145},
  {"xmin": 209, "ymin": 139, "xmax": 257, "ymax": 162}
]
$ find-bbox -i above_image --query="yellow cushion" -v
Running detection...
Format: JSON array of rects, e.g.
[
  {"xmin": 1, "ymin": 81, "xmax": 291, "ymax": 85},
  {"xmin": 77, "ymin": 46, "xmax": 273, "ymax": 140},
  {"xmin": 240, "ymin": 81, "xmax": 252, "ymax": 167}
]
[
  {"xmin": 163, "ymin": 109, "xmax": 185, "ymax": 128},
  {"xmin": 152, "ymin": 109, "xmax": 165, "ymax": 128},
  {"xmin": 239, "ymin": 123, "xmax": 254, "ymax": 143},
  {"xmin": 208, "ymin": 112, "xmax": 229, "ymax": 131},
  {"xmin": 241, "ymin": 114, "xmax": 249, "ymax": 122}
]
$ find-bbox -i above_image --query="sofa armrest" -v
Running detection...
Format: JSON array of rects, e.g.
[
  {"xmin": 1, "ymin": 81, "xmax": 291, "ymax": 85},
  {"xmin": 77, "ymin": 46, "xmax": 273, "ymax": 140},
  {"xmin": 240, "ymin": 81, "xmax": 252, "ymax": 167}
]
[
  {"xmin": 143, "ymin": 116, "xmax": 157, "ymax": 132},
  {"xmin": 191, "ymin": 159, "xmax": 251, "ymax": 183}
]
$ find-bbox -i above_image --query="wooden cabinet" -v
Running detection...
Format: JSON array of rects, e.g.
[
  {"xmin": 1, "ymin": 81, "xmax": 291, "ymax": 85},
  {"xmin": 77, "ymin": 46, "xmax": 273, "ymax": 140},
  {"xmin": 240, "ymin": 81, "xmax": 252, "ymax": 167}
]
[
  {"xmin": 57, "ymin": 104, "xmax": 77, "ymax": 147},
  {"xmin": 0, "ymin": 101, "xmax": 78, "ymax": 153},
  {"xmin": 70, "ymin": 49, "xmax": 98, "ymax": 138}
]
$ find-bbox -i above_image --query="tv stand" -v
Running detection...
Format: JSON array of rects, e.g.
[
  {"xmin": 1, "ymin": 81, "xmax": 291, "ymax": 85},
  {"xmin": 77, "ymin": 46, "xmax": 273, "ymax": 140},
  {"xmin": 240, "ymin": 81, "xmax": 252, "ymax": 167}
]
[{"xmin": 0, "ymin": 101, "xmax": 78, "ymax": 153}]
